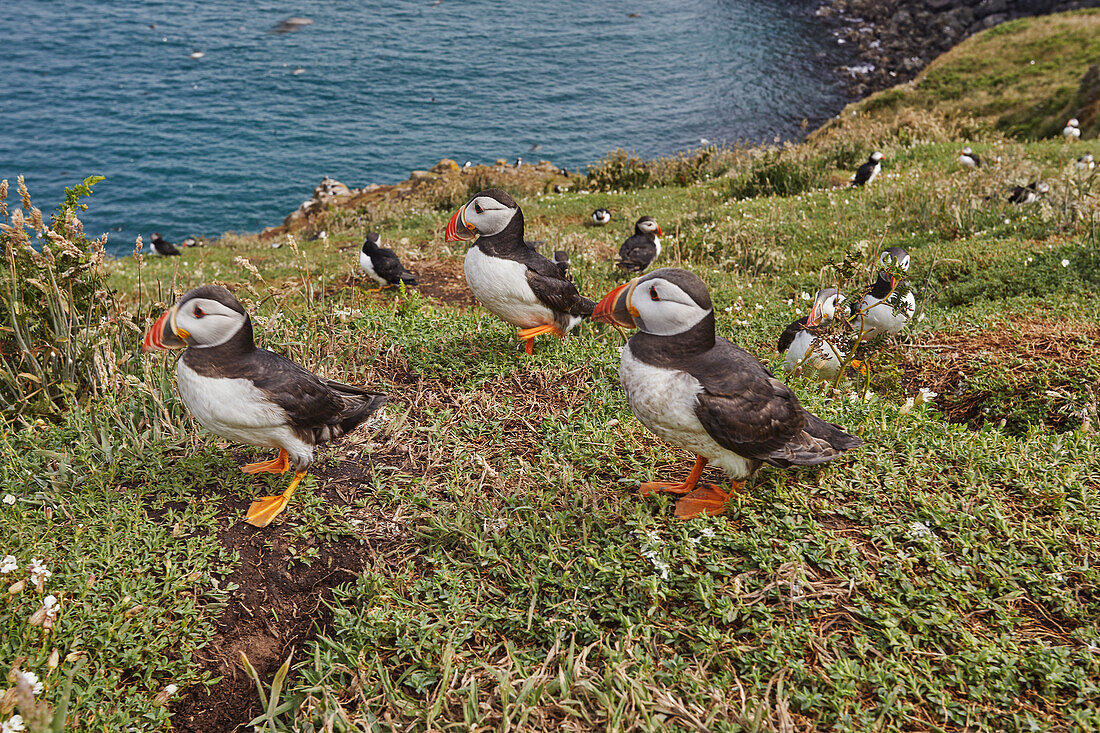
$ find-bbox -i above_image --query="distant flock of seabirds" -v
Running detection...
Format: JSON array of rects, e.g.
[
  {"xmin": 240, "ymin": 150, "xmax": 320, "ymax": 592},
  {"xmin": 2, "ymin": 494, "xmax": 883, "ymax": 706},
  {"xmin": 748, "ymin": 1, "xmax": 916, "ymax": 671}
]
[{"xmin": 143, "ymin": 125, "xmax": 1094, "ymax": 526}]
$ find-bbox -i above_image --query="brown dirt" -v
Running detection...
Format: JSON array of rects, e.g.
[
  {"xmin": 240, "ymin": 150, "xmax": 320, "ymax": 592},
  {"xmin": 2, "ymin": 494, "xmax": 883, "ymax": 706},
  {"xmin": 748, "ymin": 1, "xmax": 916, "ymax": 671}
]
[
  {"xmin": 165, "ymin": 452, "xmax": 417, "ymax": 732},
  {"xmin": 899, "ymin": 316, "xmax": 1100, "ymax": 430},
  {"xmin": 327, "ymin": 256, "xmax": 476, "ymax": 308}
]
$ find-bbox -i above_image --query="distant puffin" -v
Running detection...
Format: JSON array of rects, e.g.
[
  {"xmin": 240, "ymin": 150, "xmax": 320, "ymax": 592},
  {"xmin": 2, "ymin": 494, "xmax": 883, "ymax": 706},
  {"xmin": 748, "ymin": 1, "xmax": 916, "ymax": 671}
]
[
  {"xmin": 143, "ymin": 285, "xmax": 387, "ymax": 527},
  {"xmin": 592, "ymin": 268, "xmax": 862, "ymax": 518},
  {"xmin": 150, "ymin": 233, "xmax": 181, "ymax": 256},
  {"xmin": 359, "ymin": 232, "xmax": 418, "ymax": 290},
  {"xmin": 444, "ymin": 189, "xmax": 595, "ymax": 354},
  {"xmin": 958, "ymin": 147, "xmax": 981, "ymax": 168},
  {"xmin": 1007, "ymin": 181, "xmax": 1049, "ymax": 204},
  {"xmin": 1063, "ymin": 118, "xmax": 1081, "ymax": 140},
  {"xmin": 1077, "ymin": 153, "xmax": 1095, "ymax": 171},
  {"xmin": 617, "ymin": 216, "xmax": 663, "ymax": 272},
  {"xmin": 851, "ymin": 152, "xmax": 884, "ymax": 187},
  {"xmin": 851, "ymin": 247, "xmax": 914, "ymax": 340},
  {"xmin": 778, "ymin": 289, "xmax": 851, "ymax": 381},
  {"xmin": 592, "ymin": 208, "xmax": 611, "ymax": 226}
]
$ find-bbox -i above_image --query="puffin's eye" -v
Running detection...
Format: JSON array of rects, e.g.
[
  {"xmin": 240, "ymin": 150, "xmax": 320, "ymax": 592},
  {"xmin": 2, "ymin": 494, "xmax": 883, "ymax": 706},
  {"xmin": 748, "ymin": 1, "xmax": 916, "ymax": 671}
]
[
  {"xmin": 193, "ymin": 306, "xmax": 205, "ymax": 318},
  {"xmin": 474, "ymin": 201, "xmax": 483, "ymax": 215},
  {"xmin": 649, "ymin": 286, "xmax": 660, "ymax": 301}
]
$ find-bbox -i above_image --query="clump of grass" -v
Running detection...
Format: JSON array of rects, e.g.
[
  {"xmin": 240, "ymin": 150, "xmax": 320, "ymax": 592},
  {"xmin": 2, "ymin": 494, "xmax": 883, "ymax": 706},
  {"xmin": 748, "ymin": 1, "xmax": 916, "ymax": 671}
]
[
  {"xmin": 586, "ymin": 147, "xmax": 736, "ymax": 192},
  {"xmin": 726, "ymin": 147, "xmax": 828, "ymax": 199}
]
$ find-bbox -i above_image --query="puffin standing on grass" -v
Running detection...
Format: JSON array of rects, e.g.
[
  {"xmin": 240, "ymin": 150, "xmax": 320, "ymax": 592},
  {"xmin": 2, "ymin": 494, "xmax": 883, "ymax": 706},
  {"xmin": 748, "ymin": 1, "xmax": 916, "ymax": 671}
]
[
  {"xmin": 445, "ymin": 189, "xmax": 595, "ymax": 354},
  {"xmin": 143, "ymin": 285, "xmax": 387, "ymax": 527},
  {"xmin": 1063, "ymin": 118, "xmax": 1081, "ymax": 140},
  {"xmin": 591, "ymin": 208, "xmax": 611, "ymax": 226},
  {"xmin": 958, "ymin": 147, "xmax": 981, "ymax": 168},
  {"xmin": 1007, "ymin": 181, "xmax": 1049, "ymax": 204},
  {"xmin": 851, "ymin": 152, "xmax": 884, "ymax": 187},
  {"xmin": 617, "ymin": 216, "xmax": 663, "ymax": 272},
  {"xmin": 593, "ymin": 268, "xmax": 862, "ymax": 518},
  {"xmin": 778, "ymin": 288, "xmax": 852, "ymax": 380},
  {"xmin": 359, "ymin": 232, "xmax": 418, "ymax": 290},
  {"xmin": 851, "ymin": 247, "xmax": 915, "ymax": 340},
  {"xmin": 150, "ymin": 233, "xmax": 181, "ymax": 256}
]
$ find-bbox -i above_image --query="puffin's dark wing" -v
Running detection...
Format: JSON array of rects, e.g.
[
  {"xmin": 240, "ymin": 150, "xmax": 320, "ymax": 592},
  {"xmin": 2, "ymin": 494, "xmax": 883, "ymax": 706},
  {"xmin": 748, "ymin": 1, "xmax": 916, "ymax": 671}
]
[
  {"xmin": 517, "ymin": 250, "xmax": 596, "ymax": 317},
  {"xmin": 373, "ymin": 248, "xmax": 418, "ymax": 285},
  {"xmin": 1007, "ymin": 186, "xmax": 1027, "ymax": 204},
  {"xmin": 618, "ymin": 235, "xmax": 655, "ymax": 272},
  {"xmin": 777, "ymin": 316, "xmax": 808, "ymax": 353},
  {"xmin": 851, "ymin": 162, "xmax": 873, "ymax": 186},
  {"xmin": 157, "ymin": 241, "xmax": 181, "ymax": 256}
]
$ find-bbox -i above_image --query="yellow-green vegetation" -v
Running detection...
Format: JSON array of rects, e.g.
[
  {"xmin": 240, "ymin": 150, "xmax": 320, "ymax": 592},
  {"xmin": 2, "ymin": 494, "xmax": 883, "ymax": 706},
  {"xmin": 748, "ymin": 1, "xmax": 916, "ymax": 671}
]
[{"xmin": 2, "ymin": 10, "xmax": 1099, "ymax": 733}]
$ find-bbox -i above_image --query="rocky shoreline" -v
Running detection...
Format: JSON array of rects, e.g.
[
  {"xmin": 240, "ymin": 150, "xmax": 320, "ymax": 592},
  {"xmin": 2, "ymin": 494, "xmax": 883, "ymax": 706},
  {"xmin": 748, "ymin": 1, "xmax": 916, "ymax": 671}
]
[{"xmin": 818, "ymin": 0, "xmax": 1099, "ymax": 97}]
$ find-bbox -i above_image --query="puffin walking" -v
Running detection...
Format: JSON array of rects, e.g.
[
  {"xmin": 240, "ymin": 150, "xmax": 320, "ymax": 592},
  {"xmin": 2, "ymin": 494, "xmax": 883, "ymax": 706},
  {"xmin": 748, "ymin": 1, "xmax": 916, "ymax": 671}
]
[
  {"xmin": 591, "ymin": 208, "xmax": 611, "ymax": 226},
  {"xmin": 851, "ymin": 247, "xmax": 915, "ymax": 340},
  {"xmin": 958, "ymin": 147, "xmax": 981, "ymax": 168},
  {"xmin": 851, "ymin": 152, "xmax": 884, "ymax": 187},
  {"xmin": 1007, "ymin": 181, "xmax": 1049, "ymax": 204},
  {"xmin": 143, "ymin": 285, "xmax": 387, "ymax": 527},
  {"xmin": 778, "ymin": 289, "xmax": 851, "ymax": 380},
  {"xmin": 617, "ymin": 216, "xmax": 663, "ymax": 272},
  {"xmin": 1063, "ymin": 118, "xmax": 1081, "ymax": 140},
  {"xmin": 444, "ymin": 189, "xmax": 595, "ymax": 354},
  {"xmin": 592, "ymin": 268, "xmax": 862, "ymax": 518},
  {"xmin": 359, "ymin": 232, "xmax": 418, "ymax": 290},
  {"xmin": 150, "ymin": 233, "xmax": 181, "ymax": 256}
]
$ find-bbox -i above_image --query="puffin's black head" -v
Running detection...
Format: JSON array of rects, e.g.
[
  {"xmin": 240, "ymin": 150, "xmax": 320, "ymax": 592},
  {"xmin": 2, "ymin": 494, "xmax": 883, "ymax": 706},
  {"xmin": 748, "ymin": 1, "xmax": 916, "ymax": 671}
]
[
  {"xmin": 634, "ymin": 216, "xmax": 663, "ymax": 237},
  {"xmin": 143, "ymin": 284, "xmax": 253, "ymax": 352},
  {"xmin": 362, "ymin": 232, "xmax": 382, "ymax": 253},
  {"xmin": 444, "ymin": 188, "xmax": 521, "ymax": 242},
  {"xmin": 593, "ymin": 267, "xmax": 712, "ymax": 337}
]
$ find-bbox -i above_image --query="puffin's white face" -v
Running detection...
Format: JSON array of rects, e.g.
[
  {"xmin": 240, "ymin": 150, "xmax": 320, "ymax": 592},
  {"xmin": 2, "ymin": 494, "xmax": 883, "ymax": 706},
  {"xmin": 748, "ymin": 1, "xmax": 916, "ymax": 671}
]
[
  {"xmin": 1036, "ymin": 182, "xmax": 1050, "ymax": 194},
  {"xmin": 174, "ymin": 296, "xmax": 249, "ymax": 348},
  {"xmin": 1068, "ymin": 118, "xmax": 1079, "ymax": 127},
  {"xmin": 809, "ymin": 290, "xmax": 844, "ymax": 325},
  {"xmin": 463, "ymin": 195, "xmax": 516, "ymax": 237},
  {"xmin": 629, "ymin": 276, "xmax": 711, "ymax": 336},
  {"xmin": 638, "ymin": 219, "xmax": 659, "ymax": 235},
  {"xmin": 961, "ymin": 147, "xmax": 972, "ymax": 155},
  {"xmin": 871, "ymin": 152, "xmax": 884, "ymax": 162},
  {"xmin": 880, "ymin": 250, "xmax": 910, "ymax": 271}
]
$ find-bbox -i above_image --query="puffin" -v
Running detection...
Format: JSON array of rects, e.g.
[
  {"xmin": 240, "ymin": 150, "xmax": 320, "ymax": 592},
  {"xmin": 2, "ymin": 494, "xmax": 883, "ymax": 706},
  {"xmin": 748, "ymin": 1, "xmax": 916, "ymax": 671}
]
[
  {"xmin": 444, "ymin": 189, "xmax": 595, "ymax": 354},
  {"xmin": 617, "ymin": 216, "xmax": 664, "ymax": 273},
  {"xmin": 851, "ymin": 152, "xmax": 884, "ymax": 187},
  {"xmin": 1076, "ymin": 154, "xmax": 1095, "ymax": 171},
  {"xmin": 150, "ymin": 233, "xmax": 181, "ymax": 256},
  {"xmin": 1063, "ymin": 118, "xmax": 1081, "ymax": 140},
  {"xmin": 592, "ymin": 268, "xmax": 862, "ymax": 518},
  {"xmin": 851, "ymin": 247, "xmax": 915, "ymax": 340},
  {"xmin": 359, "ymin": 232, "xmax": 418, "ymax": 290},
  {"xmin": 591, "ymin": 208, "xmax": 611, "ymax": 226},
  {"xmin": 778, "ymin": 289, "xmax": 851, "ymax": 381},
  {"xmin": 143, "ymin": 285, "xmax": 387, "ymax": 527},
  {"xmin": 958, "ymin": 147, "xmax": 981, "ymax": 168},
  {"xmin": 1007, "ymin": 181, "xmax": 1049, "ymax": 204}
]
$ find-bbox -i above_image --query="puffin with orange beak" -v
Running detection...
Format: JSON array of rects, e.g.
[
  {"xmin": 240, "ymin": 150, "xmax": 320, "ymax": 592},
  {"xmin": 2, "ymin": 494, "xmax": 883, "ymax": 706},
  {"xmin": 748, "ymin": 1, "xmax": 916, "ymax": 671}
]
[
  {"xmin": 445, "ymin": 188, "xmax": 595, "ymax": 354},
  {"xmin": 778, "ymin": 288, "xmax": 850, "ymax": 380},
  {"xmin": 143, "ymin": 285, "xmax": 387, "ymax": 527},
  {"xmin": 850, "ymin": 247, "xmax": 915, "ymax": 340},
  {"xmin": 593, "ymin": 268, "xmax": 861, "ymax": 518}
]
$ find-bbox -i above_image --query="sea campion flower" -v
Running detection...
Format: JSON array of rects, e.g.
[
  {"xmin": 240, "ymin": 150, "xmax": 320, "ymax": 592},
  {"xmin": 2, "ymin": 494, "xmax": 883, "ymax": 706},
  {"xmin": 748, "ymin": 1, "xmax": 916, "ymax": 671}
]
[
  {"xmin": 1, "ymin": 555, "xmax": 16, "ymax": 574},
  {"xmin": 19, "ymin": 671, "xmax": 43, "ymax": 696},
  {"xmin": 916, "ymin": 388, "xmax": 938, "ymax": 404},
  {"xmin": 27, "ymin": 558, "xmax": 50, "ymax": 586},
  {"xmin": 2, "ymin": 494, "xmax": 14, "ymax": 505},
  {"xmin": 2, "ymin": 714, "xmax": 26, "ymax": 733}
]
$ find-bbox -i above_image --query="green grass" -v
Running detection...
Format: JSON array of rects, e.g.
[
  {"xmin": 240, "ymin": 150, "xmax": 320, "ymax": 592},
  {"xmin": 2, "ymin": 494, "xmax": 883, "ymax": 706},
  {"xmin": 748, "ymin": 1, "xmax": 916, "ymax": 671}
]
[{"xmin": 3, "ymin": 10, "xmax": 1100, "ymax": 733}]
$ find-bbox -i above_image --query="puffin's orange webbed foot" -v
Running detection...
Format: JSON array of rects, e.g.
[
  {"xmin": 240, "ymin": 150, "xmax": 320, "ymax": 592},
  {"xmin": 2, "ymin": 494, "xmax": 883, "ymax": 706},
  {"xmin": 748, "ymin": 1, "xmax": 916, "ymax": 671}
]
[
  {"xmin": 516, "ymin": 324, "xmax": 562, "ymax": 354},
  {"xmin": 241, "ymin": 449, "xmax": 289, "ymax": 475},
  {"xmin": 674, "ymin": 480, "xmax": 742, "ymax": 519},
  {"xmin": 245, "ymin": 470, "xmax": 306, "ymax": 528},
  {"xmin": 640, "ymin": 456, "xmax": 708, "ymax": 497}
]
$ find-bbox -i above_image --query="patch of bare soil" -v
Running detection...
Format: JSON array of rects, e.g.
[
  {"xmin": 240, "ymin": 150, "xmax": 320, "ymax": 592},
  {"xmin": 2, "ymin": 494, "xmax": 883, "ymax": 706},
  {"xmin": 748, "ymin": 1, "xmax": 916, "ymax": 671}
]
[
  {"xmin": 899, "ymin": 317, "xmax": 1100, "ymax": 430},
  {"xmin": 164, "ymin": 453, "xmax": 416, "ymax": 732},
  {"xmin": 326, "ymin": 257, "xmax": 476, "ymax": 308}
]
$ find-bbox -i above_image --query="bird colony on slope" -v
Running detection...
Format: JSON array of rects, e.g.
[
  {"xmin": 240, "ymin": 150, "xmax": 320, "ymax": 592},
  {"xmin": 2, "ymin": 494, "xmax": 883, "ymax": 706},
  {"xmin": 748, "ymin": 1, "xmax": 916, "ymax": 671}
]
[{"xmin": 144, "ymin": 136, "xmax": 1094, "ymax": 526}]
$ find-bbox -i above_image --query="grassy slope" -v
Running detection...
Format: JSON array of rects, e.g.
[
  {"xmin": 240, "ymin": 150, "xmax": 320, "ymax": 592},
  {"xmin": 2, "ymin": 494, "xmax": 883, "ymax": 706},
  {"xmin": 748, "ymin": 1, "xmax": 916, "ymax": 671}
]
[{"xmin": 3, "ymin": 9, "xmax": 1100, "ymax": 733}]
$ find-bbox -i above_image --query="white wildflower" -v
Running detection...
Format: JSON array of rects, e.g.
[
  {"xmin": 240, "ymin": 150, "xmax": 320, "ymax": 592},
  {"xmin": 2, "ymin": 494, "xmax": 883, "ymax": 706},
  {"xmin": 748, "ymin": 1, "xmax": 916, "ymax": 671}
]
[
  {"xmin": 42, "ymin": 594, "xmax": 59, "ymax": 619},
  {"xmin": 28, "ymin": 558, "xmax": 50, "ymax": 585},
  {"xmin": 800, "ymin": 291, "xmax": 812, "ymax": 301},
  {"xmin": 2, "ymin": 494, "xmax": 14, "ymax": 505},
  {"xmin": 1026, "ymin": 257, "xmax": 1033, "ymax": 263},
  {"xmin": 916, "ymin": 388, "xmax": 938, "ymax": 404},
  {"xmin": 165, "ymin": 683, "xmax": 179, "ymax": 695},
  {"xmin": 0, "ymin": 555, "xmax": 16, "ymax": 574},
  {"xmin": 2, "ymin": 715, "xmax": 26, "ymax": 733},
  {"xmin": 908, "ymin": 521, "xmax": 933, "ymax": 540},
  {"xmin": 1061, "ymin": 259, "xmax": 1070, "ymax": 268},
  {"xmin": 19, "ymin": 671, "xmax": 43, "ymax": 695}
]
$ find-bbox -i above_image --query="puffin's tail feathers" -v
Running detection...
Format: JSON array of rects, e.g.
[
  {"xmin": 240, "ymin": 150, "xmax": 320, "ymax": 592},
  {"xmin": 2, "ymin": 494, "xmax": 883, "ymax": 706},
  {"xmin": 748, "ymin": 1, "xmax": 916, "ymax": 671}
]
[
  {"xmin": 764, "ymin": 413, "xmax": 862, "ymax": 468},
  {"xmin": 322, "ymin": 379, "xmax": 389, "ymax": 434}
]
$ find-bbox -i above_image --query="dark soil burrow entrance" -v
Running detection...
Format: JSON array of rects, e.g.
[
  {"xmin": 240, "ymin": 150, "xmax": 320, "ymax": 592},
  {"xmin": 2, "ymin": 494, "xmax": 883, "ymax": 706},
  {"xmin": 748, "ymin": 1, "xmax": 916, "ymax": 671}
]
[{"xmin": 165, "ymin": 452, "xmax": 415, "ymax": 732}]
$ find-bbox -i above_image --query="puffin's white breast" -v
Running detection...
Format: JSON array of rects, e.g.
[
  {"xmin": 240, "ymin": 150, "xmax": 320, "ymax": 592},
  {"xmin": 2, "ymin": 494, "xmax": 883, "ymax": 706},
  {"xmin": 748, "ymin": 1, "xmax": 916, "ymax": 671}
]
[
  {"xmin": 176, "ymin": 359, "xmax": 312, "ymax": 461},
  {"xmin": 360, "ymin": 251, "xmax": 387, "ymax": 286},
  {"xmin": 856, "ymin": 290, "xmax": 915, "ymax": 338},
  {"xmin": 619, "ymin": 343, "xmax": 757, "ymax": 480},
  {"xmin": 866, "ymin": 163, "xmax": 880, "ymax": 184},
  {"xmin": 785, "ymin": 329, "xmax": 844, "ymax": 379},
  {"xmin": 464, "ymin": 246, "xmax": 556, "ymax": 328}
]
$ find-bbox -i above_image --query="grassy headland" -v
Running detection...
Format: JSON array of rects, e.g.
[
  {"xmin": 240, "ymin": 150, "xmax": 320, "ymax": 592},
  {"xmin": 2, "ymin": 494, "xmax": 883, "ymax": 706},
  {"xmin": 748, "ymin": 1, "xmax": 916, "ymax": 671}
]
[{"xmin": 2, "ymin": 9, "xmax": 1099, "ymax": 732}]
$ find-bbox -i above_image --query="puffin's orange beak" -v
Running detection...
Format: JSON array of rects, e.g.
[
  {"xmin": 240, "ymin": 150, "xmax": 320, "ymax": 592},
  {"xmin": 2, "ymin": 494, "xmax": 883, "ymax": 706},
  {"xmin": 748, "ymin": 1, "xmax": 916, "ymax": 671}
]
[
  {"xmin": 444, "ymin": 205, "xmax": 475, "ymax": 242},
  {"xmin": 592, "ymin": 280, "xmax": 639, "ymax": 328},
  {"xmin": 807, "ymin": 301, "xmax": 820, "ymax": 327},
  {"xmin": 143, "ymin": 306, "xmax": 187, "ymax": 352},
  {"xmin": 656, "ymin": 225, "xmax": 664, "ymax": 237}
]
